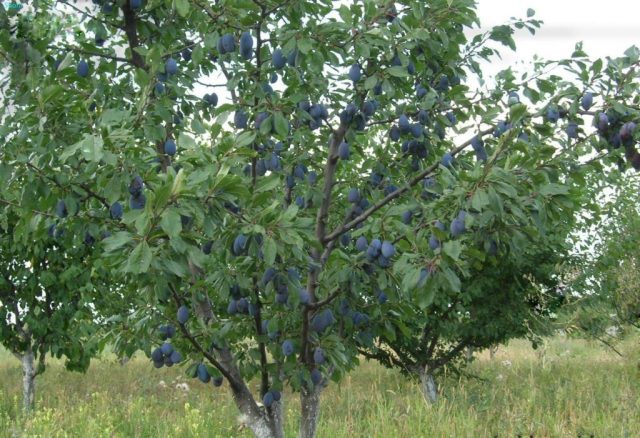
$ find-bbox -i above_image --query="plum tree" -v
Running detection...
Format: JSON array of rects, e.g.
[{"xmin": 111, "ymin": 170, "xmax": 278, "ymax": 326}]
[
  {"xmin": 0, "ymin": 212, "xmax": 101, "ymax": 413},
  {"xmin": 1, "ymin": 1, "xmax": 638, "ymax": 437}
]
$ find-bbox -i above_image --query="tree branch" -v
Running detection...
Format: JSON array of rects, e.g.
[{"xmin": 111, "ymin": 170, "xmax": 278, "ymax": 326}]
[{"xmin": 323, "ymin": 126, "xmax": 497, "ymax": 244}]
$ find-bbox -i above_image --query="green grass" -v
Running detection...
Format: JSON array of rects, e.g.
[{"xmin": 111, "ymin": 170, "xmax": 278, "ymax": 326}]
[{"xmin": 1, "ymin": 336, "xmax": 638, "ymax": 437}]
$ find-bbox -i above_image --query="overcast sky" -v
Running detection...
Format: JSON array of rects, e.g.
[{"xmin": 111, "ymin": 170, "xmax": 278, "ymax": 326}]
[{"xmin": 475, "ymin": 1, "xmax": 640, "ymax": 76}]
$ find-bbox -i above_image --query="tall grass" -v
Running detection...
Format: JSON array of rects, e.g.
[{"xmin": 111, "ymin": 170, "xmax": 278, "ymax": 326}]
[{"xmin": 0, "ymin": 336, "xmax": 638, "ymax": 437}]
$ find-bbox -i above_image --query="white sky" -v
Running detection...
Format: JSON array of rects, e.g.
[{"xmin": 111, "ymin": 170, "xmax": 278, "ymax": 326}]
[{"xmin": 475, "ymin": 1, "xmax": 640, "ymax": 76}]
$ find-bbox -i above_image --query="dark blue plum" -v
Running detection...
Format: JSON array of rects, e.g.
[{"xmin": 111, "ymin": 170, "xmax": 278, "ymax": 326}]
[
  {"xmin": 232, "ymin": 234, "xmax": 248, "ymax": 255},
  {"xmin": 546, "ymin": 107, "xmax": 559, "ymax": 123},
  {"xmin": 177, "ymin": 305, "xmax": 189, "ymax": 324},
  {"xmin": 77, "ymin": 60, "xmax": 89, "ymax": 78},
  {"xmin": 164, "ymin": 139, "xmax": 177, "ymax": 156},
  {"xmin": 348, "ymin": 63, "xmax": 362, "ymax": 82},
  {"xmin": 227, "ymin": 299, "xmax": 238, "ymax": 315},
  {"xmin": 347, "ymin": 188, "xmax": 360, "ymax": 204},
  {"xmin": 389, "ymin": 125, "xmax": 401, "ymax": 141},
  {"xmin": 581, "ymin": 92, "xmax": 593, "ymax": 110},
  {"xmin": 129, "ymin": 194, "xmax": 146, "ymax": 210},
  {"xmin": 169, "ymin": 351, "xmax": 182, "ymax": 363},
  {"xmin": 262, "ymin": 267, "xmax": 277, "ymax": 285},
  {"xmin": 236, "ymin": 297, "xmax": 249, "ymax": 314},
  {"xmin": 55, "ymin": 200, "xmax": 68, "ymax": 218},
  {"xmin": 416, "ymin": 84, "xmax": 427, "ymax": 98},
  {"xmin": 313, "ymin": 348, "xmax": 325, "ymax": 364},
  {"xmin": 381, "ymin": 241, "xmax": 395, "ymax": 258},
  {"xmin": 129, "ymin": 175, "xmax": 144, "ymax": 196},
  {"xmin": 165, "ymin": 58, "xmax": 178, "ymax": 75},
  {"xmin": 197, "ymin": 363, "xmax": 211, "ymax": 383},
  {"xmin": 204, "ymin": 93, "xmax": 218, "ymax": 106},
  {"xmin": 355, "ymin": 236, "xmax": 368, "ymax": 252},
  {"xmin": 450, "ymin": 218, "xmax": 465, "ymax": 236},
  {"xmin": 441, "ymin": 152, "xmax": 453, "ymax": 167},
  {"xmin": 263, "ymin": 391, "xmax": 275, "ymax": 407},
  {"xmin": 234, "ymin": 109, "xmax": 248, "ymax": 128},
  {"xmin": 272, "ymin": 48, "xmax": 286, "ymax": 69},
  {"xmin": 151, "ymin": 347, "xmax": 163, "ymax": 362},
  {"xmin": 398, "ymin": 114, "xmax": 410, "ymax": 133},
  {"xmin": 311, "ymin": 368, "xmax": 322, "ymax": 386},
  {"xmin": 298, "ymin": 288, "xmax": 310, "ymax": 305},
  {"xmin": 239, "ymin": 31, "xmax": 253, "ymax": 60},
  {"xmin": 160, "ymin": 342, "xmax": 173, "ymax": 356},
  {"xmin": 566, "ymin": 122, "xmax": 578, "ymax": 139},
  {"xmin": 338, "ymin": 141, "xmax": 350, "ymax": 160},
  {"xmin": 282, "ymin": 340, "xmax": 294, "ymax": 356},
  {"xmin": 220, "ymin": 34, "xmax": 236, "ymax": 54},
  {"xmin": 428, "ymin": 234, "xmax": 440, "ymax": 250}
]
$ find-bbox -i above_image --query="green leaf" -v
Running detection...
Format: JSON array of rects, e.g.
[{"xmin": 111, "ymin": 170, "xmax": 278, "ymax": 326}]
[
  {"xmin": 174, "ymin": 0, "xmax": 189, "ymax": 17},
  {"xmin": 387, "ymin": 66, "xmax": 408, "ymax": 78},
  {"xmin": 418, "ymin": 287, "xmax": 436, "ymax": 309},
  {"xmin": 61, "ymin": 134, "xmax": 103, "ymax": 163},
  {"xmin": 178, "ymin": 132, "xmax": 196, "ymax": 150},
  {"xmin": 125, "ymin": 241, "xmax": 152, "ymax": 274},
  {"xmin": 539, "ymin": 183, "xmax": 569, "ymax": 196},
  {"xmin": 102, "ymin": 231, "xmax": 133, "ymax": 253},
  {"xmin": 255, "ymin": 174, "xmax": 281, "ymax": 193},
  {"xmin": 273, "ymin": 112, "xmax": 290, "ymax": 138},
  {"xmin": 191, "ymin": 118, "xmax": 206, "ymax": 135},
  {"xmin": 471, "ymin": 189, "xmax": 490, "ymax": 210},
  {"xmin": 297, "ymin": 38, "xmax": 313, "ymax": 54},
  {"xmin": 235, "ymin": 131, "xmax": 256, "ymax": 148},
  {"xmin": 160, "ymin": 209, "xmax": 182, "ymax": 238},
  {"xmin": 526, "ymin": 8, "xmax": 535, "ymax": 17},
  {"xmin": 263, "ymin": 237, "xmax": 277, "ymax": 266},
  {"xmin": 441, "ymin": 266, "xmax": 461, "ymax": 292},
  {"xmin": 509, "ymin": 103, "xmax": 528, "ymax": 125},
  {"xmin": 442, "ymin": 240, "xmax": 462, "ymax": 261}
]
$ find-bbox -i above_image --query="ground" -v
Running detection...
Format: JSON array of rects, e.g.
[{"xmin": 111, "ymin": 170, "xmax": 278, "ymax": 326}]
[{"xmin": 0, "ymin": 336, "xmax": 638, "ymax": 437}]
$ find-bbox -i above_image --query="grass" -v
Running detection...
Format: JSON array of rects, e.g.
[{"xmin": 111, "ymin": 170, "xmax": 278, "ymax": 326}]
[{"xmin": 0, "ymin": 336, "xmax": 638, "ymax": 437}]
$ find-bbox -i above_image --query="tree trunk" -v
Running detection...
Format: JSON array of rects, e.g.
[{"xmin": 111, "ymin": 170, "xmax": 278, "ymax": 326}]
[
  {"xmin": 489, "ymin": 345, "xmax": 497, "ymax": 359},
  {"xmin": 418, "ymin": 367, "xmax": 438, "ymax": 404},
  {"xmin": 217, "ymin": 348, "xmax": 283, "ymax": 438},
  {"xmin": 465, "ymin": 346, "xmax": 474, "ymax": 362},
  {"xmin": 299, "ymin": 386, "xmax": 321, "ymax": 438},
  {"xmin": 21, "ymin": 349, "xmax": 36, "ymax": 414}
]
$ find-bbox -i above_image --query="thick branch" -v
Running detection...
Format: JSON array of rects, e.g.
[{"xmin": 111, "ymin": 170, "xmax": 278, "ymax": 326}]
[{"xmin": 121, "ymin": 2, "xmax": 145, "ymax": 69}]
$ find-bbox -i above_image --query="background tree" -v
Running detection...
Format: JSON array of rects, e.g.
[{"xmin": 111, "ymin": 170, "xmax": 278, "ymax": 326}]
[
  {"xmin": 0, "ymin": 211, "xmax": 100, "ymax": 413},
  {"xmin": 561, "ymin": 173, "xmax": 640, "ymax": 353},
  {"xmin": 1, "ymin": 1, "xmax": 638, "ymax": 437}
]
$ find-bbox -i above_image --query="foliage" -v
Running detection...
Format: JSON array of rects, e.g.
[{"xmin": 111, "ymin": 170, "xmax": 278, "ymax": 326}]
[{"xmin": 1, "ymin": 0, "xmax": 639, "ymax": 436}]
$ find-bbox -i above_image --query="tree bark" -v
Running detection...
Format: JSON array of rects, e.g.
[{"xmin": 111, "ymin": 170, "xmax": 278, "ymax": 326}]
[
  {"xmin": 418, "ymin": 367, "xmax": 438, "ymax": 404},
  {"xmin": 465, "ymin": 346, "xmax": 474, "ymax": 362},
  {"xmin": 21, "ymin": 349, "xmax": 36, "ymax": 414},
  {"xmin": 299, "ymin": 386, "xmax": 321, "ymax": 438}
]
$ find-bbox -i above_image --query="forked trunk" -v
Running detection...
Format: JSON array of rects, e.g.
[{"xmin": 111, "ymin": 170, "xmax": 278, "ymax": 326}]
[
  {"xmin": 299, "ymin": 386, "xmax": 321, "ymax": 438},
  {"xmin": 418, "ymin": 367, "xmax": 438, "ymax": 404},
  {"xmin": 21, "ymin": 350, "xmax": 36, "ymax": 414},
  {"xmin": 267, "ymin": 398, "xmax": 284, "ymax": 438}
]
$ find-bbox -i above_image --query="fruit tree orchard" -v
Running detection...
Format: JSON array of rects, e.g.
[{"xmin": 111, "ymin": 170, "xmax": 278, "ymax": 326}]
[{"xmin": 1, "ymin": 1, "xmax": 639, "ymax": 437}]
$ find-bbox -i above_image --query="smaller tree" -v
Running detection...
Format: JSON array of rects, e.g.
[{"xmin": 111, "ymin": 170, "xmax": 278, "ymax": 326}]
[
  {"xmin": 0, "ymin": 210, "xmax": 100, "ymax": 413},
  {"xmin": 562, "ymin": 174, "xmax": 640, "ymax": 352}
]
